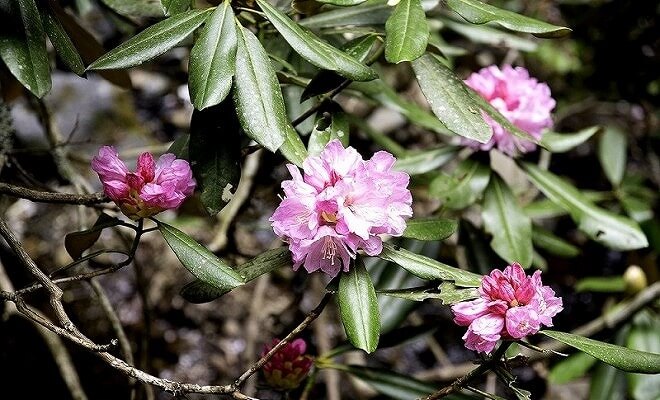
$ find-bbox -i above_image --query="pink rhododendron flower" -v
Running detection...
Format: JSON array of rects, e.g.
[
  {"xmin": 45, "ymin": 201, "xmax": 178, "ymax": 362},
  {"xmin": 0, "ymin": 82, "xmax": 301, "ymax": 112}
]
[
  {"xmin": 463, "ymin": 65, "xmax": 556, "ymax": 156},
  {"xmin": 270, "ymin": 140, "xmax": 412, "ymax": 277},
  {"xmin": 452, "ymin": 263, "xmax": 563, "ymax": 353},
  {"xmin": 262, "ymin": 338, "xmax": 313, "ymax": 390},
  {"xmin": 92, "ymin": 146, "xmax": 195, "ymax": 219}
]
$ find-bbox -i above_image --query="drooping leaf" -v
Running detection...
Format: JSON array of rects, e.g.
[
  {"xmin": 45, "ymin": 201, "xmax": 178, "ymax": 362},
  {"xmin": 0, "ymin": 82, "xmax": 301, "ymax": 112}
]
[
  {"xmin": 233, "ymin": 23, "xmax": 290, "ymax": 152},
  {"xmin": 575, "ymin": 276, "xmax": 625, "ymax": 293},
  {"xmin": 445, "ymin": 0, "xmax": 571, "ymax": 38},
  {"xmin": 0, "ymin": 0, "xmax": 51, "ymax": 97},
  {"xmin": 329, "ymin": 364, "xmax": 436, "ymax": 400},
  {"xmin": 394, "ymin": 146, "xmax": 458, "ymax": 175},
  {"xmin": 627, "ymin": 312, "xmax": 660, "ymax": 400},
  {"xmin": 540, "ymin": 330, "xmax": 660, "ymax": 374},
  {"xmin": 158, "ymin": 221, "xmax": 244, "ymax": 290},
  {"xmin": 482, "ymin": 174, "xmax": 533, "ymax": 267},
  {"xmin": 64, "ymin": 213, "xmax": 122, "ymax": 260},
  {"xmin": 338, "ymin": 258, "xmax": 380, "ymax": 353},
  {"xmin": 161, "ymin": 0, "xmax": 190, "ymax": 15},
  {"xmin": 302, "ymin": 34, "xmax": 377, "ymax": 101},
  {"xmin": 384, "ymin": 0, "xmax": 429, "ymax": 63},
  {"xmin": 189, "ymin": 100, "xmax": 241, "ymax": 215},
  {"xmin": 256, "ymin": 0, "xmax": 377, "ymax": 81},
  {"xmin": 402, "ymin": 217, "xmax": 458, "ymax": 241},
  {"xmin": 42, "ymin": 11, "xmax": 85, "ymax": 75},
  {"xmin": 100, "ymin": 0, "xmax": 164, "ymax": 17},
  {"xmin": 540, "ymin": 126, "xmax": 599, "ymax": 153},
  {"xmin": 443, "ymin": 18, "xmax": 537, "ymax": 52},
  {"xmin": 466, "ymin": 84, "xmax": 533, "ymax": 141},
  {"xmin": 188, "ymin": 1, "xmax": 236, "ymax": 110},
  {"xmin": 87, "ymin": 9, "xmax": 210, "ymax": 70},
  {"xmin": 180, "ymin": 247, "xmax": 292, "ymax": 303},
  {"xmin": 429, "ymin": 158, "xmax": 490, "ymax": 209},
  {"xmin": 524, "ymin": 191, "xmax": 610, "ymax": 220},
  {"xmin": 548, "ymin": 352, "xmax": 597, "ymax": 384},
  {"xmin": 278, "ymin": 125, "xmax": 308, "ymax": 167},
  {"xmin": 598, "ymin": 126, "xmax": 627, "ymax": 187},
  {"xmin": 300, "ymin": 0, "xmax": 391, "ymax": 29},
  {"xmin": 379, "ymin": 243, "xmax": 482, "ymax": 287},
  {"xmin": 531, "ymin": 224, "xmax": 580, "ymax": 258},
  {"xmin": 521, "ymin": 163, "xmax": 648, "ymax": 251},
  {"xmin": 412, "ymin": 54, "xmax": 492, "ymax": 143}
]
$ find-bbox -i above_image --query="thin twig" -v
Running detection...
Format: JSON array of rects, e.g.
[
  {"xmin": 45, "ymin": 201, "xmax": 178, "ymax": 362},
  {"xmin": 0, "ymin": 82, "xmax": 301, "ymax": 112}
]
[{"xmin": 0, "ymin": 183, "xmax": 109, "ymax": 205}]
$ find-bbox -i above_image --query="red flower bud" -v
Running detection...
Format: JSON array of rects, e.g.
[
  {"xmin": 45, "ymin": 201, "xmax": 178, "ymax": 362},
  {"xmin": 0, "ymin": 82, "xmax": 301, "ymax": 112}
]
[{"xmin": 262, "ymin": 338, "xmax": 313, "ymax": 390}]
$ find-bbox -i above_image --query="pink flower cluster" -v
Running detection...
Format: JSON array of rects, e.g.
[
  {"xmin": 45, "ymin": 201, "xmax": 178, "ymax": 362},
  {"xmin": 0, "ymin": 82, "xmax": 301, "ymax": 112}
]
[
  {"xmin": 92, "ymin": 146, "xmax": 195, "ymax": 219},
  {"xmin": 262, "ymin": 338, "xmax": 313, "ymax": 390},
  {"xmin": 452, "ymin": 263, "xmax": 563, "ymax": 354},
  {"xmin": 463, "ymin": 65, "xmax": 556, "ymax": 156},
  {"xmin": 270, "ymin": 140, "xmax": 412, "ymax": 277}
]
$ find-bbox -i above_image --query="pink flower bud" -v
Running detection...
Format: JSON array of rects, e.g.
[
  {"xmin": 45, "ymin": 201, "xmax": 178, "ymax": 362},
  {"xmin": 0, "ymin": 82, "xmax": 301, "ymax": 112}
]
[
  {"xmin": 269, "ymin": 140, "xmax": 412, "ymax": 277},
  {"xmin": 262, "ymin": 338, "xmax": 314, "ymax": 390},
  {"xmin": 91, "ymin": 146, "xmax": 196, "ymax": 219},
  {"xmin": 452, "ymin": 263, "xmax": 563, "ymax": 353},
  {"xmin": 462, "ymin": 65, "xmax": 556, "ymax": 156}
]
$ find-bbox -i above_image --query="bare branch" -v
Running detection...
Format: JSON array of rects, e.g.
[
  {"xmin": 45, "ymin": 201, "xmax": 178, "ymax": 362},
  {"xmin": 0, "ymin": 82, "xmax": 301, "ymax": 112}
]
[{"xmin": 0, "ymin": 183, "xmax": 109, "ymax": 205}]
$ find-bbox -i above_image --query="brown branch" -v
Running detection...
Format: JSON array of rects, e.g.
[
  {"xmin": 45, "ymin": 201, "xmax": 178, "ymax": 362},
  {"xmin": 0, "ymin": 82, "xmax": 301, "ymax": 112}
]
[{"xmin": 0, "ymin": 183, "xmax": 109, "ymax": 205}]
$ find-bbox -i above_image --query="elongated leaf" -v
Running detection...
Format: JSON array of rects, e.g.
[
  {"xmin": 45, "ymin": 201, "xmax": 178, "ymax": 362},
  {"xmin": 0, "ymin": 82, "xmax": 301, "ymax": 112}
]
[
  {"xmin": 541, "ymin": 330, "xmax": 660, "ymax": 374},
  {"xmin": 42, "ymin": 11, "xmax": 85, "ymax": 75},
  {"xmin": 598, "ymin": 126, "xmax": 627, "ymax": 187},
  {"xmin": 412, "ymin": 54, "xmax": 492, "ymax": 143},
  {"xmin": 189, "ymin": 101, "xmax": 241, "ymax": 215},
  {"xmin": 88, "ymin": 9, "xmax": 209, "ymax": 70},
  {"xmin": 233, "ymin": 24, "xmax": 290, "ymax": 152},
  {"xmin": 158, "ymin": 221, "xmax": 244, "ymax": 290},
  {"xmin": 0, "ymin": 0, "xmax": 51, "ymax": 97},
  {"xmin": 161, "ymin": 0, "xmax": 190, "ymax": 15},
  {"xmin": 278, "ymin": 126, "xmax": 308, "ymax": 167},
  {"xmin": 522, "ymin": 163, "xmax": 648, "ymax": 251},
  {"xmin": 443, "ymin": 18, "xmax": 537, "ymax": 52},
  {"xmin": 255, "ymin": 0, "xmax": 377, "ymax": 81},
  {"xmin": 338, "ymin": 258, "xmax": 380, "ymax": 353},
  {"xmin": 188, "ymin": 2, "xmax": 236, "ymax": 110},
  {"xmin": 540, "ymin": 126, "xmax": 599, "ymax": 153},
  {"xmin": 531, "ymin": 225, "xmax": 580, "ymax": 258},
  {"xmin": 300, "ymin": 0, "xmax": 391, "ymax": 29},
  {"xmin": 330, "ymin": 364, "xmax": 436, "ymax": 400},
  {"xmin": 627, "ymin": 313, "xmax": 660, "ymax": 400},
  {"xmin": 549, "ymin": 352, "xmax": 597, "ymax": 384},
  {"xmin": 64, "ymin": 213, "xmax": 122, "ymax": 260},
  {"xmin": 180, "ymin": 247, "xmax": 292, "ymax": 303},
  {"xmin": 379, "ymin": 282, "xmax": 478, "ymax": 304},
  {"xmin": 308, "ymin": 109, "xmax": 350, "ymax": 156},
  {"xmin": 446, "ymin": 0, "xmax": 571, "ymax": 38},
  {"xmin": 482, "ymin": 174, "xmax": 533, "ymax": 267},
  {"xmin": 429, "ymin": 158, "xmax": 490, "ymax": 209},
  {"xmin": 402, "ymin": 217, "xmax": 457, "ymax": 241},
  {"xmin": 467, "ymin": 84, "xmax": 532, "ymax": 141},
  {"xmin": 575, "ymin": 276, "xmax": 625, "ymax": 293},
  {"xmin": 317, "ymin": 0, "xmax": 367, "ymax": 5},
  {"xmin": 379, "ymin": 243, "xmax": 482, "ymax": 287},
  {"xmin": 385, "ymin": 0, "xmax": 428, "ymax": 63},
  {"xmin": 101, "ymin": 0, "xmax": 164, "ymax": 17},
  {"xmin": 589, "ymin": 362, "xmax": 626, "ymax": 400},
  {"xmin": 394, "ymin": 146, "xmax": 458, "ymax": 175}
]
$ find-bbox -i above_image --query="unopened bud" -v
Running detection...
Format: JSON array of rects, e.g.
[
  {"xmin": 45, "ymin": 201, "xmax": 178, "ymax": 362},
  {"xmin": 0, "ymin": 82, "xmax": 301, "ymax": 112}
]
[
  {"xmin": 624, "ymin": 265, "xmax": 647, "ymax": 294},
  {"xmin": 262, "ymin": 338, "xmax": 313, "ymax": 390}
]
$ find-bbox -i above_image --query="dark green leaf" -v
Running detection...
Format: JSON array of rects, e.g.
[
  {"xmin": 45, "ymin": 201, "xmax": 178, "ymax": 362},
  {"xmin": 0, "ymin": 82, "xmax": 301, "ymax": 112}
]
[
  {"xmin": 330, "ymin": 364, "xmax": 436, "ymax": 400},
  {"xmin": 384, "ymin": 0, "xmax": 429, "ymax": 63},
  {"xmin": 189, "ymin": 100, "xmax": 241, "ymax": 215},
  {"xmin": 402, "ymin": 217, "xmax": 458, "ymax": 241},
  {"xmin": 540, "ymin": 126, "xmax": 599, "ymax": 153},
  {"xmin": 482, "ymin": 174, "xmax": 533, "ymax": 267},
  {"xmin": 188, "ymin": 1, "xmax": 236, "ymax": 110},
  {"xmin": 308, "ymin": 108, "xmax": 350, "ymax": 155},
  {"xmin": 443, "ymin": 18, "xmax": 537, "ymax": 52},
  {"xmin": 548, "ymin": 352, "xmax": 597, "ymax": 384},
  {"xmin": 627, "ymin": 313, "xmax": 660, "ymax": 400},
  {"xmin": 317, "ymin": 0, "xmax": 367, "ymax": 5},
  {"xmin": 87, "ymin": 9, "xmax": 210, "ymax": 70},
  {"xmin": 158, "ymin": 221, "xmax": 244, "ymax": 290},
  {"xmin": 278, "ymin": 125, "xmax": 308, "ymax": 167},
  {"xmin": 445, "ymin": 0, "xmax": 571, "ymax": 38},
  {"xmin": 338, "ymin": 258, "xmax": 380, "ymax": 353},
  {"xmin": 180, "ymin": 247, "xmax": 292, "ymax": 303},
  {"xmin": 575, "ymin": 276, "xmax": 625, "ymax": 293},
  {"xmin": 412, "ymin": 54, "xmax": 492, "ymax": 143},
  {"xmin": 64, "ymin": 213, "xmax": 122, "ymax": 260},
  {"xmin": 255, "ymin": 0, "xmax": 377, "ymax": 81},
  {"xmin": 598, "ymin": 126, "xmax": 627, "ymax": 187},
  {"xmin": 161, "ymin": 0, "xmax": 190, "ymax": 15},
  {"xmin": 299, "ymin": 0, "xmax": 391, "ymax": 29},
  {"xmin": 532, "ymin": 225, "xmax": 580, "ymax": 258},
  {"xmin": 233, "ymin": 23, "xmax": 291, "ymax": 152},
  {"xmin": 394, "ymin": 146, "xmax": 458, "ymax": 175},
  {"xmin": 167, "ymin": 134, "xmax": 189, "ymax": 159},
  {"xmin": 522, "ymin": 163, "xmax": 648, "ymax": 251},
  {"xmin": 459, "ymin": 219, "xmax": 499, "ymax": 275},
  {"xmin": 429, "ymin": 158, "xmax": 490, "ymax": 209},
  {"xmin": 524, "ymin": 191, "xmax": 610, "ymax": 220},
  {"xmin": 379, "ymin": 243, "xmax": 482, "ymax": 287},
  {"xmin": 100, "ymin": 0, "xmax": 164, "ymax": 17},
  {"xmin": 42, "ymin": 11, "xmax": 85, "ymax": 75},
  {"xmin": 0, "ymin": 0, "xmax": 51, "ymax": 97},
  {"xmin": 589, "ymin": 362, "xmax": 626, "ymax": 400},
  {"xmin": 467, "ymin": 84, "xmax": 533, "ymax": 142},
  {"xmin": 541, "ymin": 330, "xmax": 660, "ymax": 374}
]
